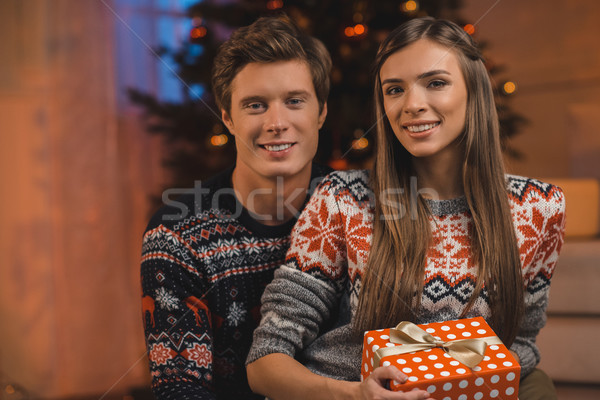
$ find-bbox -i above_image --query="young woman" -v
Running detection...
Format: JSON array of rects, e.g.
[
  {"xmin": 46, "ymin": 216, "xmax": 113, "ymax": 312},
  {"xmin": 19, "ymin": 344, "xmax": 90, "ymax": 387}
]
[{"xmin": 246, "ymin": 17, "xmax": 565, "ymax": 400}]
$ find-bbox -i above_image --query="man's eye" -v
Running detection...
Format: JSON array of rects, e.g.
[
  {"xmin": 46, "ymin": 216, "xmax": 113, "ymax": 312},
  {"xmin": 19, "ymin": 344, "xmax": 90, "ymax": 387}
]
[
  {"xmin": 287, "ymin": 98, "xmax": 304, "ymax": 106},
  {"xmin": 245, "ymin": 103, "xmax": 265, "ymax": 111}
]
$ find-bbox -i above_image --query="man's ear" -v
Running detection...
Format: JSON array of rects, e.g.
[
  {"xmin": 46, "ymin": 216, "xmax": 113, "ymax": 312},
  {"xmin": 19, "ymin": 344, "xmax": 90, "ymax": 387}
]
[
  {"xmin": 222, "ymin": 109, "xmax": 235, "ymax": 135},
  {"xmin": 318, "ymin": 103, "xmax": 327, "ymax": 129}
]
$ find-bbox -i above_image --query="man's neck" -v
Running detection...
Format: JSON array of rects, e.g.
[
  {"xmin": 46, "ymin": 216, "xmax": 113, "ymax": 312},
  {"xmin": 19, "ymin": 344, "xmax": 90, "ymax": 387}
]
[{"xmin": 231, "ymin": 166, "xmax": 312, "ymax": 226}]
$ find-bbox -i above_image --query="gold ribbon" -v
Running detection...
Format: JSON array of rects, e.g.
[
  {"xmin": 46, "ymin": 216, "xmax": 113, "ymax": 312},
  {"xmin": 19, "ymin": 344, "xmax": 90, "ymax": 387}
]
[{"xmin": 372, "ymin": 321, "xmax": 503, "ymax": 369}]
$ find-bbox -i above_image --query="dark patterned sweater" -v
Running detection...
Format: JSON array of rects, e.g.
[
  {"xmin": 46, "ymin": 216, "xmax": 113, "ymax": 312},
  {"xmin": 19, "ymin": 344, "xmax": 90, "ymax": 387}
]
[
  {"xmin": 248, "ymin": 170, "xmax": 566, "ymax": 381},
  {"xmin": 141, "ymin": 164, "xmax": 330, "ymax": 399}
]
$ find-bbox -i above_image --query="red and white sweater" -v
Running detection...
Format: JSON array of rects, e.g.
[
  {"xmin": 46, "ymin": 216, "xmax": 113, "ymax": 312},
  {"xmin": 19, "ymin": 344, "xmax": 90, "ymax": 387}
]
[{"xmin": 248, "ymin": 170, "xmax": 566, "ymax": 380}]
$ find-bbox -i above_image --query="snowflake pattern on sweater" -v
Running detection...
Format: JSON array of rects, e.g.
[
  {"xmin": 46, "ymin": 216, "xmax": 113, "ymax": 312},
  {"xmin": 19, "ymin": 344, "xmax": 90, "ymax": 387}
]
[
  {"xmin": 141, "ymin": 165, "xmax": 329, "ymax": 399},
  {"xmin": 248, "ymin": 170, "xmax": 566, "ymax": 380}
]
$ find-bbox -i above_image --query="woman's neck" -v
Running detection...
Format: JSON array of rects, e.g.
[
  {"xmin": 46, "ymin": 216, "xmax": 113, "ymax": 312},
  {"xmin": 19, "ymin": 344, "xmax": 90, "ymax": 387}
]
[{"xmin": 412, "ymin": 150, "xmax": 464, "ymax": 200}]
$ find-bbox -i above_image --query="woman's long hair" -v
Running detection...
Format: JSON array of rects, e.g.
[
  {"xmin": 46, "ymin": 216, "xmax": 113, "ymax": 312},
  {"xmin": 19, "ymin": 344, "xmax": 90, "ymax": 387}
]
[{"xmin": 353, "ymin": 18, "xmax": 524, "ymax": 346}]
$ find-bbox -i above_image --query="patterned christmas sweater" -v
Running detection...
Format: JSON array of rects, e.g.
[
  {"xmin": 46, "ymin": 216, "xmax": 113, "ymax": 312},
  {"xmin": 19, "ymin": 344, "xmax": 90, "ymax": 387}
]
[
  {"xmin": 141, "ymin": 164, "xmax": 330, "ymax": 399},
  {"xmin": 248, "ymin": 170, "xmax": 566, "ymax": 380}
]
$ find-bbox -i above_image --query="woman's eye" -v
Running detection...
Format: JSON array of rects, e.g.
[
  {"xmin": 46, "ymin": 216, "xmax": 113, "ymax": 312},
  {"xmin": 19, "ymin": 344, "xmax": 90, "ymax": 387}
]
[
  {"xmin": 429, "ymin": 80, "xmax": 447, "ymax": 89},
  {"xmin": 385, "ymin": 86, "xmax": 403, "ymax": 95}
]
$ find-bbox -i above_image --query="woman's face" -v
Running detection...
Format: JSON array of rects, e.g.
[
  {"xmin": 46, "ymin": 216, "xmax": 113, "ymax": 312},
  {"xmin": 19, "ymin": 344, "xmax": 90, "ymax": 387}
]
[{"xmin": 379, "ymin": 39, "xmax": 468, "ymax": 164}]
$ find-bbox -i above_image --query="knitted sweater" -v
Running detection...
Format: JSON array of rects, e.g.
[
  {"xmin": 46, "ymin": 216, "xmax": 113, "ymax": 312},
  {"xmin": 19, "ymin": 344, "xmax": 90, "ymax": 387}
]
[
  {"xmin": 141, "ymin": 164, "xmax": 330, "ymax": 399},
  {"xmin": 247, "ymin": 170, "xmax": 566, "ymax": 380}
]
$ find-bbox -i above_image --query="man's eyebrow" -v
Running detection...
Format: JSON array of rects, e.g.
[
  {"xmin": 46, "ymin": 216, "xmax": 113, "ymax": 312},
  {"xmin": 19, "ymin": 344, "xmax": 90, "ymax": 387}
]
[
  {"xmin": 238, "ymin": 95, "xmax": 264, "ymax": 105},
  {"xmin": 287, "ymin": 90, "xmax": 311, "ymax": 97},
  {"xmin": 381, "ymin": 69, "xmax": 451, "ymax": 85}
]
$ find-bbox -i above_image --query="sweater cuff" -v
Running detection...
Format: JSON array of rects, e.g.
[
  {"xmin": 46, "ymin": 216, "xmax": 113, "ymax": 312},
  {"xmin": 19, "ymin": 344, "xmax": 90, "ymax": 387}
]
[
  {"xmin": 152, "ymin": 381, "xmax": 216, "ymax": 400},
  {"xmin": 510, "ymin": 339, "xmax": 540, "ymax": 378}
]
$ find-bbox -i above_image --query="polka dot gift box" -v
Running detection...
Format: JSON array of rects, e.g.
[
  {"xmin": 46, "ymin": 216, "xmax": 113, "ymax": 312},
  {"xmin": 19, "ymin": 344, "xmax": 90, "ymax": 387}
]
[{"xmin": 361, "ymin": 317, "xmax": 520, "ymax": 399}]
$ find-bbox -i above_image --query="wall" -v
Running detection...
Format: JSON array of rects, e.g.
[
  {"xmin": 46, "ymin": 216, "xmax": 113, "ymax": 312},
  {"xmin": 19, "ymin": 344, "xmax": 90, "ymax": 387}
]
[
  {"xmin": 0, "ymin": 0, "xmax": 164, "ymax": 397},
  {"xmin": 462, "ymin": 0, "xmax": 600, "ymax": 179}
]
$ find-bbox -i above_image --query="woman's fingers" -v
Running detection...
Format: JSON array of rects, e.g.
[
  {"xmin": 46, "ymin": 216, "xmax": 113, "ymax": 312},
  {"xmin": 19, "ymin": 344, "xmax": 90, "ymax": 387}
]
[{"xmin": 360, "ymin": 366, "xmax": 432, "ymax": 399}]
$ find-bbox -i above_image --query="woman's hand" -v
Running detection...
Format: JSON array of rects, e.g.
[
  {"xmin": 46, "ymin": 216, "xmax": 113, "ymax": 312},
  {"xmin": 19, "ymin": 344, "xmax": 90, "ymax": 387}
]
[{"xmin": 358, "ymin": 366, "xmax": 432, "ymax": 400}]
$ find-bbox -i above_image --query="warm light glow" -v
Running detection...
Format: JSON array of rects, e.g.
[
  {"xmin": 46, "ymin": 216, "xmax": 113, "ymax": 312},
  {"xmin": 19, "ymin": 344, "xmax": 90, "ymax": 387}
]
[
  {"xmin": 344, "ymin": 26, "xmax": 355, "ymax": 37},
  {"xmin": 190, "ymin": 26, "xmax": 207, "ymax": 39},
  {"xmin": 267, "ymin": 0, "xmax": 283, "ymax": 10},
  {"xmin": 402, "ymin": 1, "xmax": 419, "ymax": 12},
  {"xmin": 352, "ymin": 137, "xmax": 369, "ymax": 150},
  {"xmin": 5, "ymin": 385, "xmax": 15, "ymax": 395},
  {"xmin": 354, "ymin": 24, "xmax": 365, "ymax": 35},
  {"xmin": 463, "ymin": 24, "xmax": 475, "ymax": 35},
  {"xmin": 503, "ymin": 81, "xmax": 517, "ymax": 94},
  {"xmin": 353, "ymin": 12, "xmax": 364, "ymax": 23},
  {"xmin": 210, "ymin": 134, "xmax": 229, "ymax": 147}
]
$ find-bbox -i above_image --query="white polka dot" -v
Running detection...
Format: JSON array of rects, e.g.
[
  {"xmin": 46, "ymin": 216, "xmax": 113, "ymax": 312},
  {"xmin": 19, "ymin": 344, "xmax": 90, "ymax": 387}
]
[
  {"xmin": 458, "ymin": 395, "xmax": 467, "ymax": 400},
  {"xmin": 412, "ymin": 357, "xmax": 422, "ymax": 362},
  {"xmin": 456, "ymin": 323, "xmax": 465, "ymax": 329},
  {"xmin": 386, "ymin": 343, "xmax": 395, "ymax": 347},
  {"xmin": 507, "ymin": 372, "xmax": 516, "ymax": 381},
  {"xmin": 477, "ymin": 329, "xmax": 487, "ymax": 334},
  {"xmin": 443, "ymin": 353, "xmax": 452, "ymax": 358},
  {"xmin": 462, "ymin": 331, "xmax": 471, "ymax": 337},
  {"xmin": 459, "ymin": 379, "xmax": 468, "ymax": 388},
  {"xmin": 443, "ymin": 382, "xmax": 452, "ymax": 391},
  {"xmin": 408, "ymin": 376, "xmax": 418, "ymax": 382},
  {"xmin": 367, "ymin": 337, "xmax": 374, "ymax": 344},
  {"xmin": 376, "ymin": 329, "xmax": 384, "ymax": 332},
  {"xmin": 484, "ymin": 356, "xmax": 491, "ymax": 361},
  {"xmin": 475, "ymin": 377, "xmax": 484, "ymax": 386},
  {"xmin": 427, "ymin": 385, "xmax": 437, "ymax": 393},
  {"xmin": 487, "ymin": 363, "xmax": 497, "ymax": 369},
  {"xmin": 426, "ymin": 328, "xmax": 436, "ymax": 333},
  {"xmin": 370, "ymin": 359, "xmax": 373, "ymax": 367},
  {"xmin": 441, "ymin": 325, "xmax": 450, "ymax": 331},
  {"xmin": 456, "ymin": 368, "xmax": 467, "ymax": 374},
  {"xmin": 473, "ymin": 366, "xmax": 482, "ymax": 372},
  {"xmin": 434, "ymin": 363, "xmax": 444, "ymax": 369},
  {"xmin": 380, "ymin": 334, "xmax": 389, "ymax": 340},
  {"xmin": 440, "ymin": 371, "xmax": 450, "ymax": 377},
  {"xmin": 382, "ymin": 361, "xmax": 391, "ymax": 367},
  {"xmin": 491, "ymin": 375, "xmax": 500, "ymax": 383},
  {"xmin": 490, "ymin": 345, "xmax": 499, "ymax": 350},
  {"xmin": 397, "ymin": 359, "xmax": 406, "ymax": 364},
  {"xmin": 506, "ymin": 387, "xmax": 515, "ymax": 395},
  {"xmin": 433, "ymin": 336, "xmax": 442, "ymax": 341},
  {"xmin": 428, "ymin": 355, "xmax": 438, "ymax": 360},
  {"xmin": 372, "ymin": 345, "xmax": 379, "ymax": 352},
  {"xmin": 425, "ymin": 374, "xmax": 434, "ymax": 379},
  {"xmin": 364, "ymin": 363, "xmax": 369, "ymax": 372},
  {"xmin": 490, "ymin": 389, "xmax": 499, "ymax": 398},
  {"xmin": 418, "ymin": 365, "xmax": 428, "ymax": 371},
  {"xmin": 443, "ymin": 397, "xmax": 451, "ymax": 400},
  {"xmin": 503, "ymin": 361, "xmax": 513, "ymax": 367},
  {"xmin": 447, "ymin": 334, "xmax": 456, "ymax": 339},
  {"xmin": 496, "ymin": 352, "xmax": 506, "ymax": 359},
  {"xmin": 474, "ymin": 392, "xmax": 483, "ymax": 399},
  {"xmin": 424, "ymin": 348, "xmax": 432, "ymax": 352},
  {"xmin": 450, "ymin": 361, "xmax": 460, "ymax": 366},
  {"xmin": 402, "ymin": 367, "xmax": 412, "ymax": 374},
  {"xmin": 471, "ymin": 321, "xmax": 481, "ymax": 327}
]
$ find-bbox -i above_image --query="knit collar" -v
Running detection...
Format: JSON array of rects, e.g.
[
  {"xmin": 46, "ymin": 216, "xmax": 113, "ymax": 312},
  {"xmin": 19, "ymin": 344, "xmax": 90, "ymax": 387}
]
[{"xmin": 425, "ymin": 196, "xmax": 469, "ymax": 216}]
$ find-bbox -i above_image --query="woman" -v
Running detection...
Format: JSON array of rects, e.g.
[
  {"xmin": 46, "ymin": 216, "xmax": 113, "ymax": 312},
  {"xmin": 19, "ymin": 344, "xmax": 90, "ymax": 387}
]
[{"xmin": 246, "ymin": 17, "xmax": 565, "ymax": 400}]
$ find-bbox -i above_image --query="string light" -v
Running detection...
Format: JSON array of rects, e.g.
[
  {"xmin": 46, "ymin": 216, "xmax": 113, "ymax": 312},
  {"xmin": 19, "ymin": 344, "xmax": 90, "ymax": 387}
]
[
  {"xmin": 210, "ymin": 134, "xmax": 229, "ymax": 147},
  {"xmin": 190, "ymin": 26, "xmax": 207, "ymax": 39},
  {"xmin": 267, "ymin": 0, "xmax": 283, "ymax": 10},
  {"xmin": 463, "ymin": 24, "xmax": 475, "ymax": 35},
  {"xmin": 344, "ymin": 24, "xmax": 367, "ymax": 37},
  {"xmin": 352, "ymin": 137, "xmax": 369, "ymax": 150},
  {"xmin": 401, "ymin": 1, "xmax": 419, "ymax": 13},
  {"xmin": 5, "ymin": 385, "xmax": 15, "ymax": 395},
  {"xmin": 502, "ymin": 81, "xmax": 517, "ymax": 95}
]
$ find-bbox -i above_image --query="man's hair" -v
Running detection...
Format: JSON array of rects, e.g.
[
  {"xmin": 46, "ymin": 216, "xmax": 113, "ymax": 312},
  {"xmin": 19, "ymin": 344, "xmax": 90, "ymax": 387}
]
[{"xmin": 212, "ymin": 15, "xmax": 332, "ymax": 114}]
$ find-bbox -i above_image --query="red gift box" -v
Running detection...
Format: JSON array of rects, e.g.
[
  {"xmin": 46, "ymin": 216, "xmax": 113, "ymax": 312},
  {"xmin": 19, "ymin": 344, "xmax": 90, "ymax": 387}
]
[{"xmin": 361, "ymin": 317, "xmax": 520, "ymax": 399}]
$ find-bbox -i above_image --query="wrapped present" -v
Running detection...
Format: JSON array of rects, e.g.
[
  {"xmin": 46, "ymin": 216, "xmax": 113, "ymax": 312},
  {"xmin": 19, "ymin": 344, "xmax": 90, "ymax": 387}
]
[{"xmin": 361, "ymin": 317, "xmax": 520, "ymax": 399}]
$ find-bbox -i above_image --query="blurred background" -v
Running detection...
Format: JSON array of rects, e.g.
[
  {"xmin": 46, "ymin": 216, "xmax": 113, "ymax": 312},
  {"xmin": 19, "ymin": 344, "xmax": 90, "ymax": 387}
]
[{"xmin": 1, "ymin": 0, "xmax": 599, "ymax": 399}]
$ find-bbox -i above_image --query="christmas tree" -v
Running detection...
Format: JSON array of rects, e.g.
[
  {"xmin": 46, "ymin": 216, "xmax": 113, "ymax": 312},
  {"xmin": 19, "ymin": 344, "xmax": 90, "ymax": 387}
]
[{"xmin": 128, "ymin": 0, "xmax": 525, "ymax": 192}]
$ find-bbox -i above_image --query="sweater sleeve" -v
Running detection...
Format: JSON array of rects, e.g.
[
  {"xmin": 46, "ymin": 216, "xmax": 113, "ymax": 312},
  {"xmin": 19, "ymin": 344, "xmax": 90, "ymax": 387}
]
[
  {"xmin": 247, "ymin": 179, "xmax": 349, "ymax": 364},
  {"xmin": 510, "ymin": 186, "xmax": 566, "ymax": 377},
  {"xmin": 141, "ymin": 225, "xmax": 217, "ymax": 400}
]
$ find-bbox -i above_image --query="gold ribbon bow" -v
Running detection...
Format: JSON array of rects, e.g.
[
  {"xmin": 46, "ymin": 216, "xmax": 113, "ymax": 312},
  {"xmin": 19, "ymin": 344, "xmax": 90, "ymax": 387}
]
[{"xmin": 372, "ymin": 321, "xmax": 503, "ymax": 369}]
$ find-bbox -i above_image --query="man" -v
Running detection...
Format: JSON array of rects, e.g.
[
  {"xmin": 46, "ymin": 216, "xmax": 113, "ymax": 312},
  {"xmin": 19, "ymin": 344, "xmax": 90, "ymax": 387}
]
[{"xmin": 141, "ymin": 15, "xmax": 332, "ymax": 399}]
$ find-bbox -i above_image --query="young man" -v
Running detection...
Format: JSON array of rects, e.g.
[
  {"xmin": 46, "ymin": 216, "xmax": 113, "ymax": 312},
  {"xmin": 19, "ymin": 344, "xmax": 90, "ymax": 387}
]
[{"xmin": 140, "ymin": 16, "xmax": 332, "ymax": 399}]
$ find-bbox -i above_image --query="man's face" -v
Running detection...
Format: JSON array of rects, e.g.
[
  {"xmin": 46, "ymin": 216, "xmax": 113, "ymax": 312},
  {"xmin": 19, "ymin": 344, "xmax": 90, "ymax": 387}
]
[{"xmin": 222, "ymin": 60, "xmax": 326, "ymax": 184}]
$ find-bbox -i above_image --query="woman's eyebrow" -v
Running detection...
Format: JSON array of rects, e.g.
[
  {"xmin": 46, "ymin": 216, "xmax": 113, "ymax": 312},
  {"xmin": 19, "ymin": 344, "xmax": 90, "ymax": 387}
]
[{"xmin": 381, "ymin": 69, "xmax": 451, "ymax": 85}]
